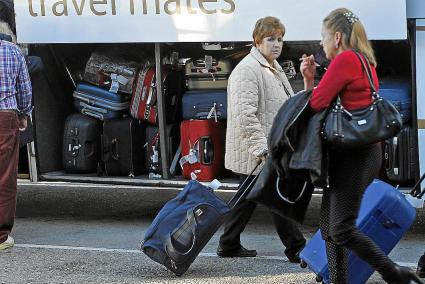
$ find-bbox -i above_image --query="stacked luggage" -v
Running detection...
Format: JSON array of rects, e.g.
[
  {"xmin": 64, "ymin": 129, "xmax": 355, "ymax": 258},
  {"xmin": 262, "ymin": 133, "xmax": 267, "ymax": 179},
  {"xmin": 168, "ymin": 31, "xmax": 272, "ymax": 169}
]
[
  {"xmin": 62, "ymin": 48, "xmax": 185, "ymax": 177},
  {"xmin": 179, "ymin": 56, "xmax": 231, "ymax": 181},
  {"xmin": 380, "ymin": 79, "xmax": 417, "ymax": 186}
]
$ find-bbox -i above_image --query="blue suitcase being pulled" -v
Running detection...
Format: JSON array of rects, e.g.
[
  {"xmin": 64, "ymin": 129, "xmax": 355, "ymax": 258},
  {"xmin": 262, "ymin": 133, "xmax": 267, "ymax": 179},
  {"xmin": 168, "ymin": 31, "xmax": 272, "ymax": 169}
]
[
  {"xmin": 182, "ymin": 90, "xmax": 227, "ymax": 120},
  {"xmin": 379, "ymin": 80, "xmax": 411, "ymax": 123},
  {"xmin": 141, "ymin": 180, "xmax": 231, "ymax": 276},
  {"xmin": 300, "ymin": 179, "xmax": 416, "ymax": 284},
  {"xmin": 73, "ymin": 83, "xmax": 131, "ymax": 121}
]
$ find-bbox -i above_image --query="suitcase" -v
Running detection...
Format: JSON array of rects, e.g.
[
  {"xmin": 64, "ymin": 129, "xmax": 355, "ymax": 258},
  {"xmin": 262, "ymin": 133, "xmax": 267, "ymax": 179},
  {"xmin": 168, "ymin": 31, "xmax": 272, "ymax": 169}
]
[
  {"xmin": 379, "ymin": 80, "xmax": 411, "ymax": 123},
  {"xmin": 62, "ymin": 113, "xmax": 101, "ymax": 173},
  {"xmin": 84, "ymin": 50, "xmax": 140, "ymax": 94},
  {"xmin": 102, "ymin": 118, "xmax": 145, "ymax": 177},
  {"xmin": 130, "ymin": 66, "xmax": 185, "ymax": 125},
  {"xmin": 73, "ymin": 83, "xmax": 131, "ymax": 121},
  {"xmin": 145, "ymin": 125, "xmax": 180, "ymax": 177},
  {"xmin": 185, "ymin": 57, "xmax": 231, "ymax": 90},
  {"xmin": 384, "ymin": 125, "xmax": 416, "ymax": 185},
  {"xmin": 179, "ymin": 119, "xmax": 226, "ymax": 181},
  {"xmin": 141, "ymin": 165, "xmax": 260, "ymax": 276},
  {"xmin": 299, "ymin": 179, "xmax": 417, "ymax": 284},
  {"xmin": 182, "ymin": 90, "xmax": 227, "ymax": 120}
]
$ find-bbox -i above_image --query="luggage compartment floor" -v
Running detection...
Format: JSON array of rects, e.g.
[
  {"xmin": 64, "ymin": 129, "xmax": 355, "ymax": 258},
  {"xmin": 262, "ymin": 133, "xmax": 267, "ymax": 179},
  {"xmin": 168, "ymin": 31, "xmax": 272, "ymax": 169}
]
[{"xmin": 40, "ymin": 171, "xmax": 240, "ymax": 190}]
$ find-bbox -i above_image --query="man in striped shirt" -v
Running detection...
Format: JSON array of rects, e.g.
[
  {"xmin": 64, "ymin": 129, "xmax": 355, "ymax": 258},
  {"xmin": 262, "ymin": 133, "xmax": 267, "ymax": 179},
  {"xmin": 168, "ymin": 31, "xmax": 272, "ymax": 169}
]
[{"xmin": 0, "ymin": 21, "xmax": 32, "ymax": 251}]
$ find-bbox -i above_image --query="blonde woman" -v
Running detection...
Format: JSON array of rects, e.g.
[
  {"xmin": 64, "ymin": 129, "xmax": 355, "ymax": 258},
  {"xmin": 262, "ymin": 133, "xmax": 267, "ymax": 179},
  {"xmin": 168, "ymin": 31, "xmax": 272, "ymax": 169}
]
[
  {"xmin": 217, "ymin": 16, "xmax": 306, "ymax": 262},
  {"xmin": 301, "ymin": 8, "xmax": 423, "ymax": 284}
]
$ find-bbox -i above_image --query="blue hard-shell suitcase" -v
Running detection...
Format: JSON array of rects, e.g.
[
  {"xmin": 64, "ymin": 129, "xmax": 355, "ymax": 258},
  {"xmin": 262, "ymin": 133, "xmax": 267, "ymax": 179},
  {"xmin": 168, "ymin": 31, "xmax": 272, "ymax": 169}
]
[
  {"xmin": 182, "ymin": 90, "xmax": 227, "ymax": 120},
  {"xmin": 300, "ymin": 179, "xmax": 416, "ymax": 284},
  {"xmin": 379, "ymin": 80, "xmax": 411, "ymax": 123},
  {"xmin": 73, "ymin": 83, "xmax": 131, "ymax": 121}
]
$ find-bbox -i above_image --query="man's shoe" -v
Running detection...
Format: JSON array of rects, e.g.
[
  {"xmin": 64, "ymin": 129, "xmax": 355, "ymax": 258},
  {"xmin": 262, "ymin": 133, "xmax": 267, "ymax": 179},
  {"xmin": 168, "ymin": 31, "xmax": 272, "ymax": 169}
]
[
  {"xmin": 217, "ymin": 245, "xmax": 257, "ymax": 257},
  {"xmin": 0, "ymin": 235, "xmax": 14, "ymax": 251},
  {"xmin": 417, "ymin": 254, "xmax": 425, "ymax": 278}
]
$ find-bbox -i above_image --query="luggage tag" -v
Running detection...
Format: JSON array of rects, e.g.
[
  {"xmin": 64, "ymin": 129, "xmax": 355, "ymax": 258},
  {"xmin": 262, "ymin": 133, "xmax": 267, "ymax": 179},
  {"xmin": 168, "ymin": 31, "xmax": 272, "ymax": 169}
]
[
  {"xmin": 207, "ymin": 103, "xmax": 218, "ymax": 122},
  {"xmin": 190, "ymin": 169, "xmax": 201, "ymax": 180},
  {"xmin": 152, "ymin": 146, "xmax": 159, "ymax": 164},
  {"xmin": 205, "ymin": 55, "xmax": 213, "ymax": 71},
  {"xmin": 117, "ymin": 75, "xmax": 129, "ymax": 86},
  {"xmin": 109, "ymin": 73, "xmax": 120, "ymax": 93},
  {"xmin": 207, "ymin": 179, "xmax": 222, "ymax": 191},
  {"xmin": 171, "ymin": 52, "xmax": 179, "ymax": 66},
  {"xmin": 179, "ymin": 149, "xmax": 199, "ymax": 168}
]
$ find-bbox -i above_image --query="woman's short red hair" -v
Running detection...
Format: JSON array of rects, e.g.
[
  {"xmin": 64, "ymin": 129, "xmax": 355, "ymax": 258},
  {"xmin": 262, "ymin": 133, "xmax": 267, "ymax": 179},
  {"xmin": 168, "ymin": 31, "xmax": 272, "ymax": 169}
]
[{"xmin": 252, "ymin": 16, "xmax": 285, "ymax": 45}]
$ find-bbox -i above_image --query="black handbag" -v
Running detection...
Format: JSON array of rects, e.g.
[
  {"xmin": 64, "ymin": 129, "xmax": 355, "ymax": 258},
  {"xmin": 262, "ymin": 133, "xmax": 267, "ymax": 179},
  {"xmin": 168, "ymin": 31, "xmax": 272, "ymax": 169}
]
[
  {"xmin": 246, "ymin": 158, "xmax": 314, "ymax": 223},
  {"xmin": 322, "ymin": 51, "xmax": 402, "ymax": 148}
]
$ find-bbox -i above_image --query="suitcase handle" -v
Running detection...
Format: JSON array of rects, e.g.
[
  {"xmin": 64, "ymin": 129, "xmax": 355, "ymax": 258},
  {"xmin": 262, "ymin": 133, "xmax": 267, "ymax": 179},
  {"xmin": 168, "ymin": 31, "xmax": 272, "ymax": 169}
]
[
  {"xmin": 68, "ymin": 138, "xmax": 81, "ymax": 157},
  {"xmin": 165, "ymin": 203, "xmax": 222, "ymax": 263},
  {"xmin": 165, "ymin": 209, "xmax": 198, "ymax": 262},
  {"xmin": 392, "ymin": 137, "xmax": 399, "ymax": 175},
  {"xmin": 81, "ymin": 110, "xmax": 104, "ymax": 121},
  {"xmin": 201, "ymin": 137, "xmax": 213, "ymax": 165},
  {"xmin": 228, "ymin": 161, "xmax": 262, "ymax": 208},
  {"xmin": 111, "ymin": 138, "xmax": 119, "ymax": 160}
]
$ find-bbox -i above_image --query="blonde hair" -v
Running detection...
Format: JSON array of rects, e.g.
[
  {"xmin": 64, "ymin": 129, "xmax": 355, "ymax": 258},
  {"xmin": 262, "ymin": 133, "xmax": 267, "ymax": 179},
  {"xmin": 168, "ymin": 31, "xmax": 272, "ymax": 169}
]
[
  {"xmin": 252, "ymin": 16, "xmax": 285, "ymax": 46},
  {"xmin": 323, "ymin": 8, "xmax": 376, "ymax": 66}
]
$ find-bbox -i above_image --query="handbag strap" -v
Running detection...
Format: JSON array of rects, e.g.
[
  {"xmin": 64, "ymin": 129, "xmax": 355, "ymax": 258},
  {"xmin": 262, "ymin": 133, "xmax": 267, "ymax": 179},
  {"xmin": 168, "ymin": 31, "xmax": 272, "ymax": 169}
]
[{"xmin": 353, "ymin": 51, "xmax": 378, "ymax": 98}]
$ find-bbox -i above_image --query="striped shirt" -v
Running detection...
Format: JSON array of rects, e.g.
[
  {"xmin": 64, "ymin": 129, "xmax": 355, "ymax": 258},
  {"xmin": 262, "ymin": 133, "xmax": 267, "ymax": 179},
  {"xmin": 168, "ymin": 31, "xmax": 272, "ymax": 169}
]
[{"xmin": 0, "ymin": 40, "xmax": 32, "ymax": 115}]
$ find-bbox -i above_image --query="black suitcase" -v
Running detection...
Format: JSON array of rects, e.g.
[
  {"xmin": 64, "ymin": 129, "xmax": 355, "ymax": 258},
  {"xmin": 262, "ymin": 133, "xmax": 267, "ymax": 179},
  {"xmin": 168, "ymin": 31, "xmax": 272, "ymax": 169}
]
[
  {"xmin": 62, "ymin": 113, "xmax": 101, "ymax": 173},
  {"xmin": 145, "ymin": 125, "xmax": 180, "ymax": 177},
  {"xmin": 384, "ymin": 125, "xmax": 416, "ymax": 185},
  {"xmin": 102, "ymin": 118, "xmax": 145, "ymax": 177}
]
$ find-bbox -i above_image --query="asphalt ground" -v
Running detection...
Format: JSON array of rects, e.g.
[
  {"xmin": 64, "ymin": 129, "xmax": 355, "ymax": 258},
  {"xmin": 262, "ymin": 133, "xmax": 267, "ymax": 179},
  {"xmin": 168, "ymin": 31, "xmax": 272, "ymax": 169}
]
[{"xmin": 0, "ymin": 181, "xmax": 423, "ymax": 283}]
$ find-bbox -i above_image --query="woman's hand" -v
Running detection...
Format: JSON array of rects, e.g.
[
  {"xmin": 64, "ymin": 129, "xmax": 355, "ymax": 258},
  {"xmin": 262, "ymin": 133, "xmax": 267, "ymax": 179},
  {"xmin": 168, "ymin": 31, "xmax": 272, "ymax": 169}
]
[
  {"xmin": 300, "ymin": 54, "xmax": 316, "ymax": 80},
  {"xmin": 300, "ymin": 54, "xmax": 316, "ymax": 90}
]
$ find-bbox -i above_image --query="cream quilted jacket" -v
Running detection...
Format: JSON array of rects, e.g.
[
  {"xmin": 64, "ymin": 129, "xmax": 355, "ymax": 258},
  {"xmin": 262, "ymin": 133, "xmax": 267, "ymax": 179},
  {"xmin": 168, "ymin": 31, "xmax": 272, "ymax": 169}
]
[{"xmin": 225, "ymin": 47, "xmax": 294, "ymax": 175}]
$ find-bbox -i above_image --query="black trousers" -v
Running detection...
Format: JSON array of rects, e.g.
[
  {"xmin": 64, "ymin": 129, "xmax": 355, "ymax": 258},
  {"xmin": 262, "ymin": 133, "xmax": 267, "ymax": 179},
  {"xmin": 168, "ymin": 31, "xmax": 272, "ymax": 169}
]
[
  {"xmin": 219, "ymin": 174, "xmax": 306, "ymax": 258},
  {"xmin": 320, "ymin": 143, "xmax": 398, "ymax": 283}
]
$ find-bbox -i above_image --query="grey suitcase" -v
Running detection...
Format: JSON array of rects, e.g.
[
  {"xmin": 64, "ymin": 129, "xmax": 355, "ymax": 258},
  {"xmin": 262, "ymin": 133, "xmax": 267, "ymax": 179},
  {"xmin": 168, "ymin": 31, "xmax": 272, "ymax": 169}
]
[{"xmin": 185, "ymin": 58, "xmax": 231, "ymax": 90}]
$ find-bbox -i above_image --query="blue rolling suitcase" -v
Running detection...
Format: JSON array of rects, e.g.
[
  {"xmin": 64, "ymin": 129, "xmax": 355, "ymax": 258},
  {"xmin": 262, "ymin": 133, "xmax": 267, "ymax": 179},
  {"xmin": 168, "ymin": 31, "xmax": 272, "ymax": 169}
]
[
  {"xmin": 379, "ymin": 80, "xmax": 411, "ymax": 123},
  {"xmin": 182, "ymin": 90, "xmax": 227, "ymax": 120},
  {"xmin": 300, "ymin": 179, "xmax": 416, "ymax": 284},
  {"xmin": 141, "ymin": 164, "xmax": 260, "ymax": 276},
  {"xmin": 73, "ymin": 83, "xmax": 131, "ymax": 121}
]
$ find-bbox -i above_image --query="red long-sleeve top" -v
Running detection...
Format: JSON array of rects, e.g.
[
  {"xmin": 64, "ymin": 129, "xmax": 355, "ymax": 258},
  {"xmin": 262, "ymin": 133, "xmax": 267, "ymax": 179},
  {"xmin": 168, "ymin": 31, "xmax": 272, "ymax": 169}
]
[{"xmin": 310, "ymin": 50, "xmax": 379, "ymax": 112}]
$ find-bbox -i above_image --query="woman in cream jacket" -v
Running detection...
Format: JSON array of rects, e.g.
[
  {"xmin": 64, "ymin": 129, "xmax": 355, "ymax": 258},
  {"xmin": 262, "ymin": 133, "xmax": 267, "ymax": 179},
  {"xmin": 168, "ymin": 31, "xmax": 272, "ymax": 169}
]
[{"xmin": 217, "ymin": 16, "xmax": 306, "ymax": 262}]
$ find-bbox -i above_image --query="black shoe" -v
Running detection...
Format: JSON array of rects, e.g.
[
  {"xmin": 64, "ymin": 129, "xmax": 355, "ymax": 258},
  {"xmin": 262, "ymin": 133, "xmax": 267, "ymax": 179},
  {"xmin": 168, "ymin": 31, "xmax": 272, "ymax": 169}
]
[
  {"xmin": 216, "ymin": 245, "xmax": 257, "ymax": 258},
  {"xmin": 286, "ymin": 245, "xmax": 305, "ymax": 264},
  {"xmin": 384, "ymin": 265, "xmax": 425, "ymax": 284},
  {"xmin": 417, "ymin": 254, "xmax": 425, "ymax": 278},
  {"xmin": 286, "ymin": 252, "xmax": 301, "ymax": 264}
]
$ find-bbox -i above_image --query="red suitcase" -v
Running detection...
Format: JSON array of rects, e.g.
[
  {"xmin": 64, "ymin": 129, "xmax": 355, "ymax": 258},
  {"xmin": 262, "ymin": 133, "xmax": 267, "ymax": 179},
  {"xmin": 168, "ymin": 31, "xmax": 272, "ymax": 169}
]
[
  {"xmin": 179, "ymin": 120, "xmax": 225, "ymax": 181},
  {"xmin": 130, "ymin": 66, "xmax": 185, "ymax": 125},
  {"xmin": 130, "ymin": 66, "xmax": 157, "ymax": 125}
]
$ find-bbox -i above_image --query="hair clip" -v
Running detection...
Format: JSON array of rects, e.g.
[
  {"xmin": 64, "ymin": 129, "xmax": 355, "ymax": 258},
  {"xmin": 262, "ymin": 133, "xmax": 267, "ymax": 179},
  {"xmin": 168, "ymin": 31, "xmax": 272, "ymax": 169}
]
[{"xmin": 343, "ymin": 12, "xmax": 359, "ymax": 25}]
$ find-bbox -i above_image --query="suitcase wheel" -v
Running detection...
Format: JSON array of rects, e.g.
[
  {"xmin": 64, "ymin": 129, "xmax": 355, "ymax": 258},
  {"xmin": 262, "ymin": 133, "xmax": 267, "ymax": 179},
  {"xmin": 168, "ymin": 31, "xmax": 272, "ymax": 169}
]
[
  {"xmin": 300, "ymin": 260, "xmax": 307, "ymax": 269},
  {"xmin": 315, "ymin": 274, "xmax": 323, "ymax": 283}
]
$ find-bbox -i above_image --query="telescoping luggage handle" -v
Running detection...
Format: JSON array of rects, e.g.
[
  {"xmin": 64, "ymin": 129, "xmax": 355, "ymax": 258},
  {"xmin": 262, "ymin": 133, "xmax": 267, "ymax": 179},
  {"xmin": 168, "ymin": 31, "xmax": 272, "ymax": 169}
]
[
  {"xmin": 406, "ymin": 172, "xmax": 425, "ymax": 208},
  {"xmin": 228, "ymin": 161, "xmax": 262, "ymax": 209},
  {"xmin": 409, "ymin": 172, "xmax": 425, "ymax": 199}
]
